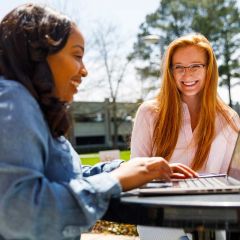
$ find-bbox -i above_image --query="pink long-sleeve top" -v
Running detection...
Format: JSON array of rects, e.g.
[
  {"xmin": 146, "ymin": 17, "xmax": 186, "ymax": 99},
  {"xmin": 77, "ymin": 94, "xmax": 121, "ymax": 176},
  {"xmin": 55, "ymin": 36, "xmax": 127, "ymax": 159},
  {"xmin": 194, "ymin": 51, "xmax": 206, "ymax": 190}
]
[{"xmin": 131, "ymin": 100, "xmax": 240, "ymax": 174}]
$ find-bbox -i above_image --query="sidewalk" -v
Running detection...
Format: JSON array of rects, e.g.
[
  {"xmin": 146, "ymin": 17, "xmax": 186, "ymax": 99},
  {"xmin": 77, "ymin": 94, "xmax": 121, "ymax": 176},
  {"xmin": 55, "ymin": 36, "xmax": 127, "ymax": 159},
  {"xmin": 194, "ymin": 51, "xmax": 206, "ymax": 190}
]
[{"xmin": 81, "ymin": 233, "xmax": 140, "ymax": 240}]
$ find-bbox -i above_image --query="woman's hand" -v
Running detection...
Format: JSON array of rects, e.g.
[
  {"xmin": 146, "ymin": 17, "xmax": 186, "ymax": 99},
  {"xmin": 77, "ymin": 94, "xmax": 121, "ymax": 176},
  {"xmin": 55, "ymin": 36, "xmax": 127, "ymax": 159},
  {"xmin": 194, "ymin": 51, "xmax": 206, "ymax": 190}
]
[
  {"xmin": 170, "ymin": 163, "xmax": 198, "ymax": 179},
  {"xmin": 110, "ymin": 157, "xmax": 172, "ymax": 191}
]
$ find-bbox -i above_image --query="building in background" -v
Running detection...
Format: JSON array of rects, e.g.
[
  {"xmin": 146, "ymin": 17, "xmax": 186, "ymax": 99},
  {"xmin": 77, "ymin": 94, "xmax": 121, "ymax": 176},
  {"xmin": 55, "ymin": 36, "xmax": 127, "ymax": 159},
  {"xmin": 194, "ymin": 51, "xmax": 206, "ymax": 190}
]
[
  {"xmin": 69, "ymin": 99, "xmax": 141, "ymax": 153},
  {"xmin": 68, "ymin": 100, "xmax": 239, "ymax": 154}
]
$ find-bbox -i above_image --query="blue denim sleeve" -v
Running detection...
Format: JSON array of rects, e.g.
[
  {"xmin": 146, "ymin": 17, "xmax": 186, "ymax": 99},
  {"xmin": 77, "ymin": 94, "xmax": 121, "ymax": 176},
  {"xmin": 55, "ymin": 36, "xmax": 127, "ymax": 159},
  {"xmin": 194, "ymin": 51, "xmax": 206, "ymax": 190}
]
[
  {"xmin": 0, "ymin": 81, "xmax": 122, "ymax": 239},
  {"xmin": 81, "ymin": 159, "xmax": 124, "ymax": 177}
]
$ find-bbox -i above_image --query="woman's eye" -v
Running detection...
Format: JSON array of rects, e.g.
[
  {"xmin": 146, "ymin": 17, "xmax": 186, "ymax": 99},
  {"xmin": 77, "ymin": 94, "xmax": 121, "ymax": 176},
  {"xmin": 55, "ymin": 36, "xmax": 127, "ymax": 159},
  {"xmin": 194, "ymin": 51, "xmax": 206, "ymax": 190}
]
[{"xmin": 75, "ymin": 55, "xmax": 82, "ymax": 60}]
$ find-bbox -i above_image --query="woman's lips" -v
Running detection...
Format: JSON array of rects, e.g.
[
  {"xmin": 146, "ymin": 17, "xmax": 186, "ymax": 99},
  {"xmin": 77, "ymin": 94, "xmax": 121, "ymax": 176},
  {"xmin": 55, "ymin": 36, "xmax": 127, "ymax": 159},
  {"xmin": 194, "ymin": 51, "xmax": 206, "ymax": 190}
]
[
  {"xmin": 70, "ymin": 79, "xmax": 81, "ymax": 93},
  {"xmin": 70, "ymin": 80, "xmax": 80, "ymax": 88},
  {"xmin": 181, "ymin": 80, "xmax": 198, "ymax": 86}
]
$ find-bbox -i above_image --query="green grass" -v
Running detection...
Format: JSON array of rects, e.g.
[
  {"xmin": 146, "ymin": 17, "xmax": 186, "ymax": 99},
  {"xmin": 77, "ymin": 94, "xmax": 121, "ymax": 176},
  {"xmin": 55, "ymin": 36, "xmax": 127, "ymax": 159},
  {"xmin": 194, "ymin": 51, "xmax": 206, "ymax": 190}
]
[
  {"xmin": 120, "ymin": 150, "xmax": 131, "ymax": 160},
  {"xmin": 80, "ymin": 150, "xmax": 130, "ymax": 166}
]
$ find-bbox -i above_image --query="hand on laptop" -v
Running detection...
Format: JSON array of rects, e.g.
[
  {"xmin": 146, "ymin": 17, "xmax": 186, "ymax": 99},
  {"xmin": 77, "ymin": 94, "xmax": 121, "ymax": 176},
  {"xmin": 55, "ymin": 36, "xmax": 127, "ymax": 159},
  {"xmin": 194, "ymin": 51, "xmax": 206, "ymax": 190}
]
[
  {"xmin": 110, "ymin": 157, "xmax": 172, "ymax": 191},
  {"xmin": 170, "ymin": 163, "xmax": 198, "ymax": 179}
]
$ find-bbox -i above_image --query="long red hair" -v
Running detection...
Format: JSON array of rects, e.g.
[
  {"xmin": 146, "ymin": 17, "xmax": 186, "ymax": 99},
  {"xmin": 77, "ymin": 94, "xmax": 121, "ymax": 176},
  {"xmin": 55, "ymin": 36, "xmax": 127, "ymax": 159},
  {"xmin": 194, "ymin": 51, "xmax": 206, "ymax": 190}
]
[{"xmin": 152, "ymin": 33, "xmax": 238, "ymax": 171}]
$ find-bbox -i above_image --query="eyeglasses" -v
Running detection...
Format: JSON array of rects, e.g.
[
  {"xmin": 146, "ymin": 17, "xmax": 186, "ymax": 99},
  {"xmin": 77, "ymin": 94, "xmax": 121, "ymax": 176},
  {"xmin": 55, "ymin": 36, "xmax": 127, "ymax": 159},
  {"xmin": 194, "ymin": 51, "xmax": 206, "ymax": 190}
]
[{"xmin": 171, "ymin": 63, "xmax": 206, "ymax": 76}]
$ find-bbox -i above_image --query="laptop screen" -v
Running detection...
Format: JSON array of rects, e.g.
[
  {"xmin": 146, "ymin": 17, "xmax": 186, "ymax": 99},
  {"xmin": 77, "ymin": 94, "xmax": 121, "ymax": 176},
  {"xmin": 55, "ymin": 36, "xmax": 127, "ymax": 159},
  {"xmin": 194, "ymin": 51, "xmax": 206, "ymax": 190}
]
[{"xmin": 228, "ymin": 134, "xmax": 240, "ymax": 180}]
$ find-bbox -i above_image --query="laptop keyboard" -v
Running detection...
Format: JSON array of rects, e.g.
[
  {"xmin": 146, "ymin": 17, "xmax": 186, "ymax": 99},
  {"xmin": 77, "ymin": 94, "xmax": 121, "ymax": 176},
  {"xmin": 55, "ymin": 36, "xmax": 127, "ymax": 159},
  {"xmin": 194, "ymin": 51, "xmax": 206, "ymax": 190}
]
[{"xmin": 178, "ymin": 177, "xmax": 229, "ymax": 188}]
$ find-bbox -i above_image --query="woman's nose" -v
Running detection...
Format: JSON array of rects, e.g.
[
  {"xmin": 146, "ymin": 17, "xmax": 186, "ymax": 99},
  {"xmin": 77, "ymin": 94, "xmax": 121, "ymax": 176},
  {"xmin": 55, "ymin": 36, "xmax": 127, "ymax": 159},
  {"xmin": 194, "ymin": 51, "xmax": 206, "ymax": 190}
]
[{"xmin": 80, "ymin": 65, "xmax": 88, "ymax": 77}]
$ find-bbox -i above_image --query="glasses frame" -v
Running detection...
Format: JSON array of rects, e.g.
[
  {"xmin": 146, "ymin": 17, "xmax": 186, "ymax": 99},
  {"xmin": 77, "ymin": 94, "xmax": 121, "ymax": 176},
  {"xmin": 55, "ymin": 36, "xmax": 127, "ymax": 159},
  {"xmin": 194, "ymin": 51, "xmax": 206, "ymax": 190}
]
[{"xmin": 171, "ymin": 63, "xmax": 206, "ymax": 76}]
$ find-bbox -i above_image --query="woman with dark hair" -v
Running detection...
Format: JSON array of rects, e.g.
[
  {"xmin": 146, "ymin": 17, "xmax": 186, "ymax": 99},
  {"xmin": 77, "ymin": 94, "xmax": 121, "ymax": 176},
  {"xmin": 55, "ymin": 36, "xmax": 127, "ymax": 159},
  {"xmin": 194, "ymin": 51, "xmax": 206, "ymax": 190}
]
[
  {"xmin": 0, "ymin": 3, "xmax": 72, "ymax": 137},
  {"xmin": 0, "ymin": 4, "xmax": 196, "ymax": 239}
]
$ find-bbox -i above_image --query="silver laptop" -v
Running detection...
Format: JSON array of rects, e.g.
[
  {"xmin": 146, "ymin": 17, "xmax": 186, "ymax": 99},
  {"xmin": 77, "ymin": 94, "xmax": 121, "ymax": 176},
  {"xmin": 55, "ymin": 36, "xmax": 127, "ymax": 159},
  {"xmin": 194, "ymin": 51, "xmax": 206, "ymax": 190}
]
[{"xmin": 139, "ymin": 134, "xmax": 240, "ymax": 195}]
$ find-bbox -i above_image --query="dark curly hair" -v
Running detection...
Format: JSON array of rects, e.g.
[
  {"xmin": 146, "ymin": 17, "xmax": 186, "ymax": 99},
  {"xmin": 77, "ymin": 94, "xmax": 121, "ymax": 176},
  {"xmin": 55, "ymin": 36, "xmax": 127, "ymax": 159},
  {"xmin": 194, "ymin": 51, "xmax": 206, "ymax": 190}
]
[{"xmin": 0, "ymin": 3, "xmax": 72, "ymax": 137}]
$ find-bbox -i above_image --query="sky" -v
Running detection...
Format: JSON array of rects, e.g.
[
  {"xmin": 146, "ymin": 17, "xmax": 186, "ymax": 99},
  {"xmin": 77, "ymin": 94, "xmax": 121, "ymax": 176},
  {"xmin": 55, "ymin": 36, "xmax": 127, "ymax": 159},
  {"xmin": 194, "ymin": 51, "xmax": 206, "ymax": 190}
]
[
  {"xmin": 0, "ymin": 0, "xmax": 160, "ymax": 51},
  {"xmin": 0, "ymin": 0, "xmax": 239, "ymax": 104}
]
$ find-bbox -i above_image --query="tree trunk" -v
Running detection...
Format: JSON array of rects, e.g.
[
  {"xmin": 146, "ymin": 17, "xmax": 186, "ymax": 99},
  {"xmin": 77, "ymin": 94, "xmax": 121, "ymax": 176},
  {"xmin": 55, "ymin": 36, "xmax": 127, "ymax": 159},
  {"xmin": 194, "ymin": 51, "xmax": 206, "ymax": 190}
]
[
  {"xmin": 104, "ymin": 98, "xmax": 112, "ymax": 147},
  {"xmin": 112, "ymin": 98, "xmax": 118, "ymax": 148},
  {"xmin": 227, "ymin": 75, "xmax": 232, "ymax": 107},
  {"xmin": 224, "ymin": 32, "xmax": 232, "ymax": 107}
]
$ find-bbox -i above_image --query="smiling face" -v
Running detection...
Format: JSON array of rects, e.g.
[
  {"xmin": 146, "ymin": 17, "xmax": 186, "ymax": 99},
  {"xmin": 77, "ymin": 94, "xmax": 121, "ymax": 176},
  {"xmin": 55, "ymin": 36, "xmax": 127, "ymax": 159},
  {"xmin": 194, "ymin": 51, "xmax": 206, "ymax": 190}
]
[
  {"xmin": 47, "ymin": 26, "xmax": 88, "ymax": 102},
  {"xmin": 172, "ymin": 45, "xmax": 207, "ymax": 102}
]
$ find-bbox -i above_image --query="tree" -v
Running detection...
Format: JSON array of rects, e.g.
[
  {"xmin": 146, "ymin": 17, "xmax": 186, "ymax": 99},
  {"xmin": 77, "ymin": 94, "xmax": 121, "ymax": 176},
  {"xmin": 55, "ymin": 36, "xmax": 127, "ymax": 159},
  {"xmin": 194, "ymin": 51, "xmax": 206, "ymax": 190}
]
[
  {"xmin": 90, "ymin": 23, "xmax": 133, "ymax": 148},
  {"xmin": 192, "ymin": 0, "xmax": 240, "ymax": 107},
  {"xmin": 131, "ymin": 0, "xmax": 240, "ymax": 106}
]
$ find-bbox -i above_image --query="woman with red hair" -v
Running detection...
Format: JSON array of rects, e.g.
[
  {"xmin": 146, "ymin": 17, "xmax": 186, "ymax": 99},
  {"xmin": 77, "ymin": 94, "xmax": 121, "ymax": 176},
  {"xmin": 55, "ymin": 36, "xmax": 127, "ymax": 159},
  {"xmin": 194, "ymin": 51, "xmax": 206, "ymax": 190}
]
[{"xmin": 131, "ymin": 33, "xmax": 240, "ymax": 240}]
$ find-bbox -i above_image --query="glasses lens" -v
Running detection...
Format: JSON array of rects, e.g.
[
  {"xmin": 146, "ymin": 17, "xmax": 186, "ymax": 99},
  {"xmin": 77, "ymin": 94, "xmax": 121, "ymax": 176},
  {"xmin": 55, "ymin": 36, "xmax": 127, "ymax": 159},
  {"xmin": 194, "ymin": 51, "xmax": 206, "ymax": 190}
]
[
  {"xmin": 190, "ymin": 64, "xmax": 202, "ymax": 72},
  {"xmin": 173, "ymin": 66, "xmax": 184, "ymax": 74}
]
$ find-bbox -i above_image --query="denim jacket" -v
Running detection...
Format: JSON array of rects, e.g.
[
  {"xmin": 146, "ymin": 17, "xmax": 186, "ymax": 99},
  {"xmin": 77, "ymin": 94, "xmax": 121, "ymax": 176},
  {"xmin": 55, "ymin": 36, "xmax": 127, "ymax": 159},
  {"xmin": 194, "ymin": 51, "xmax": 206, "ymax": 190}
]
[{"xmin": 0, "ymin": 78, "xmax": 122, "ymax": 240}]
